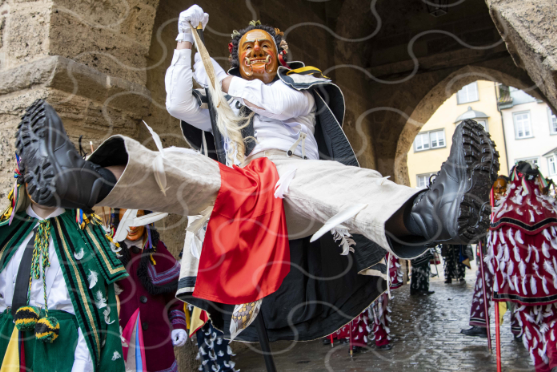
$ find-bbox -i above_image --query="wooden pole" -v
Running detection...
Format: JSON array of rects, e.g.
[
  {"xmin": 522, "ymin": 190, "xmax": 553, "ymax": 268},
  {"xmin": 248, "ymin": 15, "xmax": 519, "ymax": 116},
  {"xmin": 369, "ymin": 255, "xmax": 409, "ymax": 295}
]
[
  {"xmin": 494, "ymin": 303, "xmax": 502, "ymax": 372},
  {"xmin": 478, "ymin": 241, "xmax": 492, "ymax": 353}
]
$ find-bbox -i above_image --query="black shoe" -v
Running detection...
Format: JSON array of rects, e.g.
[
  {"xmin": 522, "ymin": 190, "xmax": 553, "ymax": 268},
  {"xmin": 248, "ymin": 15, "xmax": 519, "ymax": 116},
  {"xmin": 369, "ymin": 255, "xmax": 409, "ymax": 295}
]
[
  {"xmin": 376, "ymin": 344, "xmax": 393, "ymax": 350},
  {"xmin": 16, "ymin": 100, "xmax": 108, "ymax": 212},
  {"xmin": 409, "ymin": 120, "xmax": 499, "ymax": 244},
  {"xmin": 460, "ymin": 326, "xmax": 487, "ymax": 338},
  {"xmin": 350, "ymin": 346, "xmax": 364, "ymax": 354},
  {"xmin": 322, "ymin": 338, "xmax": 332, "ymax": 346},
  {"xmin": 424, "ymin": 291, "xmax": 435, "ymax": 295},
  {"xmin": 460, "ymin": 278, "xmax": 466, "ymax": 284},
  {"xmin": 445, "ymin": 278, "xmax": 452, "ymax": 284}
]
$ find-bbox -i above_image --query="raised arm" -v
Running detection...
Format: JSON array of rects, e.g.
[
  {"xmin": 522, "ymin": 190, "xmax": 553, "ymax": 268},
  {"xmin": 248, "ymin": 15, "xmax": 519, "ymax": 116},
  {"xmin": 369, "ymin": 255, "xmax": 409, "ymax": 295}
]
[{"xmin": 165, "ymin": 6, "xmax": 211, "ymax": 131}]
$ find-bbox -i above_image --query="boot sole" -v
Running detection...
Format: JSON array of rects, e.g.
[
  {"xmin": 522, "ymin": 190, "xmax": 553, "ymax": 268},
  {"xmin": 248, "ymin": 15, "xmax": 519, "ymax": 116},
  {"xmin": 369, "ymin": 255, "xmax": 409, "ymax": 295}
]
[
  {"xmin": 15, "ymin": 100, "xmax": 61, "ymax": 207},
  {"xmin": 456, "ymin": 119, "xmax": 500, "ymax": 243}
]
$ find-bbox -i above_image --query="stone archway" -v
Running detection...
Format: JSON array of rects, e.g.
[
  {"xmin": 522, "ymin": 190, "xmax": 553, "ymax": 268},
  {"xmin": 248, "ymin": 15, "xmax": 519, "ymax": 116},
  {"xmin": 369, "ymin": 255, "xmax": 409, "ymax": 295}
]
[{"xmin": 393, "ymin": 64, "xmax": 545, "ymax": 186}]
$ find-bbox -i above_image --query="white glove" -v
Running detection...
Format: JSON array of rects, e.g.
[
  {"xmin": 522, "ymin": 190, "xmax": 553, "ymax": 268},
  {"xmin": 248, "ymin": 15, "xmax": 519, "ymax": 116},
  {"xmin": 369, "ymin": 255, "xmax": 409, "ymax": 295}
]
[
  {"xmin": 193, "ymin": 53, "xmax": 228, "ymax": 88},
  {"xmin": 177, "ymin": 5, "xmax": 209, "ymax": 43},
  {"xmin": 171, "ymin": 329, "xmax": 188, "ymax": 347}
]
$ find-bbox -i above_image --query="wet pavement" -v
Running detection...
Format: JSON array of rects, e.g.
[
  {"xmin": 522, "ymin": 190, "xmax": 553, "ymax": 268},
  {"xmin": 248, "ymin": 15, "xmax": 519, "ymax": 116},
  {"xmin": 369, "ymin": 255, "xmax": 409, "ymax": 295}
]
[{"xmin": 235, "ymin": 263, "xmax": 533, "ymax": 371}]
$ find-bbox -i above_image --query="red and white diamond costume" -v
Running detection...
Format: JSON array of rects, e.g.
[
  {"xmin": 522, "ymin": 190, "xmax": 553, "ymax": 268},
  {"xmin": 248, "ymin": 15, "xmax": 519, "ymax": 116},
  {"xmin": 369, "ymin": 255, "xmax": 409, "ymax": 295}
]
[{"xmin": 488, "ymin": 171, "xmax": 557, "ymax": 372}]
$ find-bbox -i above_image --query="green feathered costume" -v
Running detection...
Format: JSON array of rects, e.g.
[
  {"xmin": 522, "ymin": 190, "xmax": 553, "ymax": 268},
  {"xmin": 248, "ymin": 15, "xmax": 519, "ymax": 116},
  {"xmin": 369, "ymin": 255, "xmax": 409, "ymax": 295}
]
[{"xmin": 0, "ymin": 187, "xmax": 128, "ymax": 372}]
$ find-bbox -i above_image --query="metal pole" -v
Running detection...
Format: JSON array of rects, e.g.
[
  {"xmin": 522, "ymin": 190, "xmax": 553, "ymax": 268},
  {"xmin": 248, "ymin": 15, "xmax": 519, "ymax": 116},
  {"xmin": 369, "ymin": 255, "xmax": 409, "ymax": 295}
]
[
  {"xmin": 255, "ymin": 314, "xmax": 277, "ymax": 372},
  {"xmin": 478, "ymin": 241, "xmax": 492, "ymax": 353}
]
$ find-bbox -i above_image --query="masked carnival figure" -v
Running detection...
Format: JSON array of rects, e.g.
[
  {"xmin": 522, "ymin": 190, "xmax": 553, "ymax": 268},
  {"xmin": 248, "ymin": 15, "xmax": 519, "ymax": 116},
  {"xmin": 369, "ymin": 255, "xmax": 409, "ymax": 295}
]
[
  {"xmin": 0, "ymin": 160, "xmax": 127, "ymax": 371},
  {"xmin": 461, "ymin": 176, "xmax": 521, "ymax": 339},
  {"xmin": 14, "ymin": 4, "xmax": 499, "ymax": 341},
  {"xmin": 488, "ymin": 162, "xmax": 557, "ymax": 372},
  {"xmin": 109, "ymin": 209, "xmax": 187, "ymax": 372}
]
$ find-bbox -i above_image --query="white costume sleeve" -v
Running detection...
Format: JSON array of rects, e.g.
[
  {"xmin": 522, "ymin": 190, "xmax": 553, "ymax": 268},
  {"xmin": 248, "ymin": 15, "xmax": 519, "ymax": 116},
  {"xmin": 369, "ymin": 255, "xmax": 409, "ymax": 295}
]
[
  {"xmin": 71, "ymin": 328, "xmax": 94, "ymax": 372},
  {"xmin": 165, "ymin": 49, "xmax": 212, "ymax": 132},
  {"xmin": 227, "ymin": 76, "xmax": 314, "ymax": 121}
]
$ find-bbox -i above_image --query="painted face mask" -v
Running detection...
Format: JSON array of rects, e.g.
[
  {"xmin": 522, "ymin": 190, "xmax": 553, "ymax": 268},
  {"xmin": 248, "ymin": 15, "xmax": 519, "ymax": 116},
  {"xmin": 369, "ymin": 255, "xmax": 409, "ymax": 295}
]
[
  {"xmin": 492, "ymin": 178, "xmax": 508, "ymax": 201},
  {"xmin": 238, "ymin": 29, "xmax": 279, "ymax": 84},
  {"xmin": 119, "ymin": 209, "xmax": 146, "ymax": 242}
]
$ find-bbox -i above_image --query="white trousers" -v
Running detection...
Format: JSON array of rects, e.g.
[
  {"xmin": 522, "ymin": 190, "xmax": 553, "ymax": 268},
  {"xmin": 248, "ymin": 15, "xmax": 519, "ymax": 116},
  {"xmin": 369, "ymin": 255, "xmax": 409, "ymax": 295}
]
[{"xmin": 95, "ymin": 136, "xmax": 420, "ymax": 254}]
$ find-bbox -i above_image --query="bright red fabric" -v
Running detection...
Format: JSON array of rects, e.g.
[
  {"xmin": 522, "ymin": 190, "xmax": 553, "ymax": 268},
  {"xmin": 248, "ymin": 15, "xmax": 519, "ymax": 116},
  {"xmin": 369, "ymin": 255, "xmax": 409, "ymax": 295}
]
[{"xmin": 193, "ymin": 157, "xmax": 290, "ymax": 305}]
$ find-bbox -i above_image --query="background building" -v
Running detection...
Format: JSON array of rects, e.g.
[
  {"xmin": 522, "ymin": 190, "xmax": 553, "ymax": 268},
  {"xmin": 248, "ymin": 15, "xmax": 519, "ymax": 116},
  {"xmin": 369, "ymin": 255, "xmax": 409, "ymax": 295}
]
[
  {"xmin": 407, "ymin": 81, "xmax": 509, "ymax": 188},
  {"xmin": 498, "ymin": 87, "xmax": 557, "ymax": 183}
]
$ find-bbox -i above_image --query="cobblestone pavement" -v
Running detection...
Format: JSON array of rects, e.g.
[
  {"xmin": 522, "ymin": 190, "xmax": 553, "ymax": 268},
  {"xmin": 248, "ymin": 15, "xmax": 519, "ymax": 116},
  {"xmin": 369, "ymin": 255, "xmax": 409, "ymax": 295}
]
[{"xmin": 235, "ymin": 263, "xmax": 533, "ymax": 371}]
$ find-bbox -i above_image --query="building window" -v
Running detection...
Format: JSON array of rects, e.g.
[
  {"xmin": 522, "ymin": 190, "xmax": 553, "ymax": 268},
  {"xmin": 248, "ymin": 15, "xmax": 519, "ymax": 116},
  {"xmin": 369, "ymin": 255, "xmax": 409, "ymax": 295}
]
[
  {"xmin": 549, "ymin": 108, "xmax": 557, "ymax": 135},
  {"xmin": 414, "ymin": 132, "xmax": 430, "ymax": 151},
  {"xmin": 513, "ymin": 111, "xmax": 533, "ymax": 139},
  {"xmin": 414, "ymin": 130, "xmax": 446, "ymax": 152},
  {"xmin": 548, "ymin": 156, "xmax": 557, "ymax": 176},
  {"xmin": 457, "ymin": 82, "xmax": 479, "ymax": 104},
  {"xmin": 417, "ymin": 173, "xmax": 436, "ymax": 188},
  {"xmin": 475, "ymin": 120, "xmax": 488, "ymax": 132}
]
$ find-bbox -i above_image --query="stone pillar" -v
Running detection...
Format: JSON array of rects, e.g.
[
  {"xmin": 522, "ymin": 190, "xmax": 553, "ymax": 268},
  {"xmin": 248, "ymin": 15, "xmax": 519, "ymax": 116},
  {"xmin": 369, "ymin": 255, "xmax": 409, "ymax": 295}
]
[
  {"xmin": 486, "ymin": 0, "xmax": 557, "ymax": 113},
  {"xmin": 0, "ymin": 0, "xmax": 159, "ymax": 206}
]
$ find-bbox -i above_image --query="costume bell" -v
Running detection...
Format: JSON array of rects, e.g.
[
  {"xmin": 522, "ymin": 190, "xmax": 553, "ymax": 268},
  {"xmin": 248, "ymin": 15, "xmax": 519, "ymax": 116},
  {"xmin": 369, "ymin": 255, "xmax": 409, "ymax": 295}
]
[
  {"xmin": 110, "ymin": 209, "xmax": 187, "ymax": 372},
  {"xmin": 15, "ymin": 3, "xmax": 500, "ymax": 341},
  {"xmin": 0, "ymin": 168, "xmax": 127, "ymax": 371},
  {"xmin": 487, "ymin": 163, "xmax": 557, "ymax": 372}
]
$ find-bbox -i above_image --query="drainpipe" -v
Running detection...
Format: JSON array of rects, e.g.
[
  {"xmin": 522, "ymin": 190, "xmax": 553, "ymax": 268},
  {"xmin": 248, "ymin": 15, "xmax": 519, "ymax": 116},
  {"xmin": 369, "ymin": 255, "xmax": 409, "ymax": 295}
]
[{"xmin": 494, "ymin": 83, "xmax": 511, "ymax": 175}]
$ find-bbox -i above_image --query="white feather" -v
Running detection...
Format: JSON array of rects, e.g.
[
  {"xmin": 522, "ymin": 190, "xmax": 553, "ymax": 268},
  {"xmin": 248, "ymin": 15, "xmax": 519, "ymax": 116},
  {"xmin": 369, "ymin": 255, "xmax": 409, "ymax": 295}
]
[
  {"xmin": 310, "ymin": 204, "xmax": 367, "ymax": 242},
  {"xmin": 88, "ymin": 270, "xmax": 98, "ymax": 289},
  {"xmin": 331, "ymin": 228, "xmax": 356, "ymax": 255},
  {"xmin": 544, "ymin": 261, "xmax": 557, "ymax": 288},
  {"xmin": 508, "ymin": 228, "xmax": 516, "ymax": 246},
  {"xmin": 519, "ymin": 261, "xmax": 527, "ymax": 278},
  {"xmin": 513, "ymin": 275, "xmax": 520, "ymax": 293},
  {"xmin": 531, "ymin": 276, "xmax": 538, "ymax": 295},
  {"xmin": 542, "ymin": 276, "xmax": 550, "ymax": 295},
  {"xmin": 132, "ymin": 212, "xmax": 169, "ymax": 226},
  {"xmin": 507, "ymin": 260, "xmax": 515, "ymax": 277},
  {"xmin": 274, "ymin": 167, "xmax": 297, "ymax": 199},
  {"xmin": 504, "ymin": 244, "xmax": 511, "ymax": 262},
  {"xmin": 508, "ymin": 274, "xmax": 515, "ymax": 291},
  {"xmin": 143, "ymin": 121, "xmax": 168, "ymax": 195},
  {"xmin": 522, "ymin": 276, "xmax": 528, "ymax": 295},
  {"xmin": 550, "ymin": 236, "xmax": 557, "ymax": 250},
  {"xmin": 534, "ymin": 244, "xmax": 540, "ymax": 263},
  {"xmin": 515, "ymin": 229, "xmax": 524, "ymax": 245},
  {"xmin": 114, "ymin": 209, "xmax": 138, "ymax": 242},
  {"xmin": 530, "ymin": 210, "xmax": 535, "ymax": 222},
  {"xmin": 95, "ymin": 291, "xmax": 107, "ymax": 309},
  {"xmin": 74, "ymin": 248, "xmax": 84, "ymax": 260},
  {"xmin": 493, "ymin": 275, "xmax": 499, "ymax": 292},
  {"xmin": 513, "ymin": 245, "xmax": 521, "ymax": 262},
  {"xmin": 104, "ymin": 307, "xmax": 115, "ymax": 325},
  {"xmin": 544, "ymin": 229, "xmax": 552, "ymax": 241},
  {"xmin": 543, "ymin": 241, "xmax": 551, "ymax": 258},
  {"xmin": 499, "ymin": 229, "xmax": 506, "ymax": 245},
  {"xmin": 552, "ymin": 226, "xmax": 557, "ymax": 237},
  {"xmin": 526, "ymin": 245, "xmax": 532, "ymax": 263}
]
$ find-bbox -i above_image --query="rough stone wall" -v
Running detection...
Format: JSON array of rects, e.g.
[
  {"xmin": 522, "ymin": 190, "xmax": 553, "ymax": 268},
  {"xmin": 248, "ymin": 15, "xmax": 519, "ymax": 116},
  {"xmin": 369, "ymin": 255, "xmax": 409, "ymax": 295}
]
[{"xmin": 486, "ymin": 0, "xmax": 557, "ymax": 113}]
